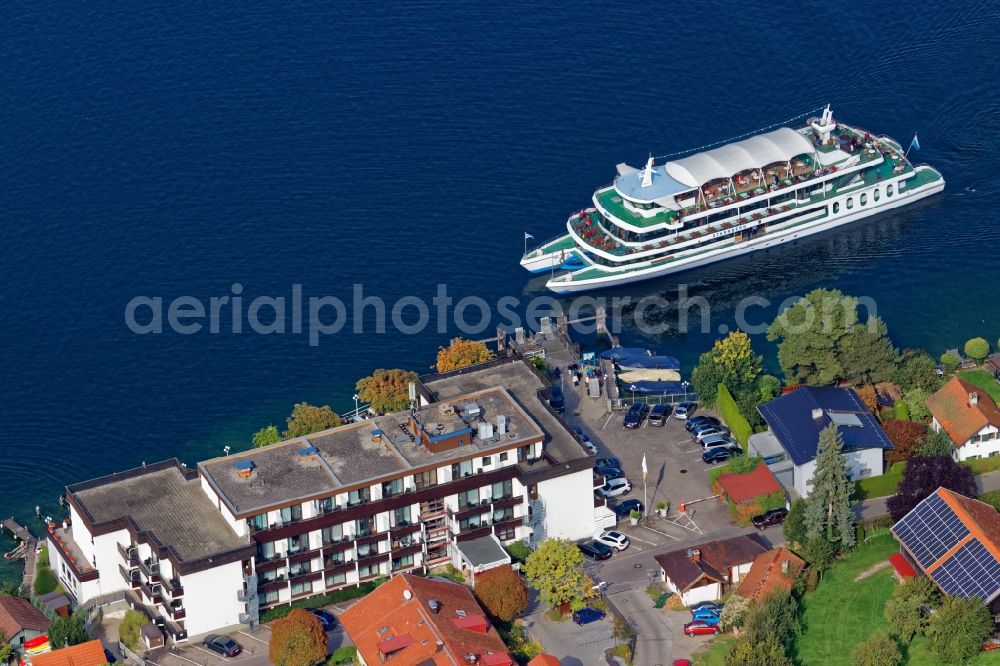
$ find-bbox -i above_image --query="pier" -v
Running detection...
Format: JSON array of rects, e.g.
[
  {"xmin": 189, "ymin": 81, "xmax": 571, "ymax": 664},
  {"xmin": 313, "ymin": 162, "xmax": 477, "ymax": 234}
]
[{"xmin": 3, "ymin": 518, "xmax": 38, "ymax": 593}]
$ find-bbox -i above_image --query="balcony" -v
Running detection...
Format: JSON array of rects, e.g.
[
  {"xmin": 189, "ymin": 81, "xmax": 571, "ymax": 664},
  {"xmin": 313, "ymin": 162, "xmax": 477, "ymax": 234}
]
[
  {"xmin": 164, "ymin": 620, "xmax": 187, "ymax": 642},
  {"xmin": 161, "ymin": 577, "xmax": 184, "ymax": 598},
  {"xmin": 139, "ymin": 581, "xmax": 163, "ymax": 605},
  {"xmin": 119, "ymin": 564, "xmax": 141, "ymax": 589},
  {"xmin": 116, "ymin": 542, "xmax": 138, "ymax": 567},
  {"xmin": 165, "ymin": 602, "xmax": 186, "ymax": 621},
  {"xmin": 137, "ymin": 558, "xmax": 161, "ymax": 583},
  {"xmin": 288, "ymin": 567, "xmax": 314, "ymax": 580}
]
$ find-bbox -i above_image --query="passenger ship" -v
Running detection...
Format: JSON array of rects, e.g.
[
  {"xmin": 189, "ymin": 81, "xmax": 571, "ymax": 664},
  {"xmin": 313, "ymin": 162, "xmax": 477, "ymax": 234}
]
[{"xmin": 521, "ymin": 106, "xmax": 944, "ymax": 293}]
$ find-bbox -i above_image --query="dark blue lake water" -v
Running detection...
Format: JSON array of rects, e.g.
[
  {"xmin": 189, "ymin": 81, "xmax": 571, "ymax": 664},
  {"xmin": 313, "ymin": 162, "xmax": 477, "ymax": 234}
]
[{"xmin": 1, "ymin": 0, "xmax": 998, "ymax": 578}]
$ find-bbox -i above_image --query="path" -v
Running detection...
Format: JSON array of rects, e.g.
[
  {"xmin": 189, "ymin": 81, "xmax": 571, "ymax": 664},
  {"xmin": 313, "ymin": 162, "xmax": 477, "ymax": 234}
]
[{"xmin": 3, "ymin": 518, "xmax": 38, "ymax": 593}]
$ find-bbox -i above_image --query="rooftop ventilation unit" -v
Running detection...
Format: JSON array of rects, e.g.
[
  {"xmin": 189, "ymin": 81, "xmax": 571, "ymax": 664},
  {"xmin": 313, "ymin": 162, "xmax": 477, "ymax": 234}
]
[
  {"xmin": 234, "ymin": 460, "xmax": 256, "ymax": 479},
  {"xmin": 464, "ymin": 403, "xmax": 481, "ymax": 420},
  {"xmin": 478, "ymin": 422, "xmax": 494, "ymax": 440},
  {"xmin": 428, "ymin": 599, "xmax": 441, "ymax": 614},
  {"xmin": 497, "ymin": 415, "xmax": 507, "ymax": 435}
]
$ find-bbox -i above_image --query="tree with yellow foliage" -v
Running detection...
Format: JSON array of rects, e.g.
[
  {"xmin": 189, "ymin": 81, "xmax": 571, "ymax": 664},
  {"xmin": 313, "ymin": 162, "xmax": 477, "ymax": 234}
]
[
  {"xmin": 436, "ymin": 338, "xmax": 493, "ymax": 372},
  {"xmin": 355, "ymin": 368, "xmax": 418, "ymax": 413},
  {"xmin": 691, "ymin": 331, "xmax": 763, "ymax": 405}
]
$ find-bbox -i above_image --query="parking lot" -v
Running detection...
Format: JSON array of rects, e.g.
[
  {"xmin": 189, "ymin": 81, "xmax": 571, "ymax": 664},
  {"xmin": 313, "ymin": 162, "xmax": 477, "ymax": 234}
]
[{"xmin": 521, "ymin": 591, "xmax": 615, "ymax": 666}]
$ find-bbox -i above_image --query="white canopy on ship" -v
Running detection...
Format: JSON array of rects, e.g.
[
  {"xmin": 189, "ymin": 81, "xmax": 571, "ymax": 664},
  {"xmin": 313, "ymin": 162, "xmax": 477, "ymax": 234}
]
[{"xmin": 664, "ymin": 128, "xmax": 816, "ymax": 187}]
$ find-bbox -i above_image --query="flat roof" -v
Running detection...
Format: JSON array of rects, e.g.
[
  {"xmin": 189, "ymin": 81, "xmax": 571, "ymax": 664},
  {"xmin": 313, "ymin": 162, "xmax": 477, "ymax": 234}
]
[
  {"xmin": 69, "ymin": 462, "xmax": 250, "ymax": 564},
  {"xmin": 200, "ymin": 385, "xmax": 544, "ymax": 517},
  {"xmin": 459, "ymin": 535, "xmax": 511, "ymax": 568}
]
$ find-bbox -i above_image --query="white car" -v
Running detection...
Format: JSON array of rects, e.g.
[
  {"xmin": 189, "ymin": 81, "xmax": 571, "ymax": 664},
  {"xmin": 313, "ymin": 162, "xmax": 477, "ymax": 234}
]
[
  {"xmin": 580, "ymin": 437, "xmax": 598, "ymax": 456},
  {"xmin": 595, "ymin": 530, "xmax": 630, "ymax": 551},
  {"xmin": 596, "ymin": 478, "xmax": 632, "ymax": 498},
  {"xmin": 693, "ymin": 428, "xmax": 731, "ymax": 445},
  {"xmin": 699, "ymin": 434, "xmax": 740, "ymax": 450}
]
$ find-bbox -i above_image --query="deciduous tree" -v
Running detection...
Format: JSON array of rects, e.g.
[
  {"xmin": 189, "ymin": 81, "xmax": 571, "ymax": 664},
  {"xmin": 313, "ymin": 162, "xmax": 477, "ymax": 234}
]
[
  {"xmin": 918, "ymin": 429, "xmax": 954, "ymax": 457},
  {"xmin": 901, "ymin": 388, "xmax": 931, "ymax": 422},
  {"xmin": 884, "ymin": 575, "xmax": 940, "ymax": 643},
  {"xmin": 757, "ymin": 374, "xmax": 782, "ymax": 402},
  {"xmin": 269, "ymin": 608, "xmax": 328, "ymax": 666},
  {"xmin": 892, "ymin": 350, "xmax": 942, "ymax": 393},
  {"xmin": 355, "ymin": 368, "xmax": 419, "ymax": 414},
  {"xmin": 725, "ymin": 635, "xmax": 791, "ymax": 666},
  {"xmin": 473, "ymin": 566, "xmax": 529, "ymax": 622},
  {"xmin": 940, "ymin": 352, "xmax": 960, "ymax": 374},
  {"xmin": 0, "ymin": 633, "xmax": 13, "ymax": 664},
  {"xmin": 284, "ymin": 402, "xmax": 341, "ymax": 438},
  {"xmin": 436, "ymin": 338, "xmax": 494, "ymax": 372},
  {"xmin": 887, "ymin": 456, "xmax": 978, "ymax": 522},
  {"xmin": 252, "ymin": 425, "xmax": 282, "ymax": 448},
  {"xmin": 804, "ymin": 425, "xmax": 856, "ymax": 549},
  {"xmin": 782, "ymin": 498, "xmax": 808, "ymax": 547},
  {"xmin": 719, "ymin": 594, "xmax": 752, "ymax": 631},
  {"xmin": 691, "ymin": 332, "xmax": 763, "ymax": 405},
  {"xmin": 964, "ymin": 337, "xmax": 990, "ymax": 362},
  {"xmin": 852, "ymin": 631, "xmax": 902, "ymax": 666},
  {"xmin": 926, "ymin": 596, "xmax": 992, "ymax": 664},
  {"xmin": 522, "ymin": 539, "xmax": 593, "ymax": 611},
  {"xmin": 883, "ymin": 420, "xmax": 928, "ymax": 463}
]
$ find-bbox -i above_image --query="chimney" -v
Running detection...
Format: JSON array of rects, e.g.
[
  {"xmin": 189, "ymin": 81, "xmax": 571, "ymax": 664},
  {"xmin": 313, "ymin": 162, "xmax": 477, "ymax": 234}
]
[
  {"xmin": 812, "ymin": 407, "xmax": 824, "ymax": 420},
  {"xmin": 688, "ymin": 548, "xmax": 701, "ymax": 563},
  {"xmin": 970, "ymin": 392, "xmax": 979, "ymax": 407}
]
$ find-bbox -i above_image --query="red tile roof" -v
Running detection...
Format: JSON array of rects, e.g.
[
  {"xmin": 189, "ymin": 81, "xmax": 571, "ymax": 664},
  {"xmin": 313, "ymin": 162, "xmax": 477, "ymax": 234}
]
[
  {"xmin": 529, "ymin": 656, "xmax": 562, "ymax": 666},
  {"xmin": 716, "ymin": 462, "xmax": 782, "ymax": 503},
  {"xmin": 0, "ymin": 595, "xmax": 50, "ymax": 639},
  {"xmin": 925, "ymin": 377, "xmax": 1000, "ymax": 445},
  {"xmin": 339, "ymin": 574, "xmax": 512, "ymax": 666},
  {"xmin": 888, "ymin": 553, "xmax": 916, "ymax": 579},
  {"xmin": 736, "ymin": 548, "xmax": 805, "ymax": 602},
  {"xmin": 31, "ymin": 640, "xmax": 107, "ymax": 666}
]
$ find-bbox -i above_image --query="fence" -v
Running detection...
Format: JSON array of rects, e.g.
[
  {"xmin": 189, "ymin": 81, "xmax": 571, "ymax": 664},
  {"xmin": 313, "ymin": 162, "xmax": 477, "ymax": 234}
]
[
  {"xmin": 612, "ymin": 390, "xmax": 699, "ymax": 410},
  {"xmin": 119, "ymin": 642, "xmax": 147, "ymax": 666}
]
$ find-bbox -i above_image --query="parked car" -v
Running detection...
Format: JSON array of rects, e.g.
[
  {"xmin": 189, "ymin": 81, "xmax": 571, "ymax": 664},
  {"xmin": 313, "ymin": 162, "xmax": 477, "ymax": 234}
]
[
  {"xmin": 703, "ymin": 447, "xmax": 743, "ymax": 465},
  {"xmin": 103, "ymin": 648, "xmax": 118, "ymax": 664},
  {"xmin": 580, "ymin": 438, "xmax": 598, "ymax": 455},
  {"xmin": 674, "ymin": 402, "xmax": 698, "ymax": 420},
  {"xmin": 623, "ymin": 402, "xmax": 649, "ymax": 428},
  {"xmin": 691, "ymin": 608, "xmax": 722, "ymax": 623},
  {"xmin": 596, "ymin": 477, "xmax": 632, "ymax": 498},
  {"xmin": 693, "ymin": 426, "xmax": 731, "ymax": 444},
  {"xmin": 596, "ymin": 456, "xmax": 621, "ymax": 469},
  {"xmin": 549, "ymin": 385, "xmax": 565, "ymax": 413},
  {"xmin": 573, "ymin": 607, "xmax": 607, "ymax": 625},
  {"xmin": 648, "ymin": 403, "xmax": 672, "ymax": 426},
  {"xmin": 595, "ymin": 530, "xmax": 630, "ymax": 551},
  {"xmin": 699, "ymin": 434, "xmax": 740, "ymax": 450},
  {"xmin": 309, "ymin": 608, "xmax": 337, "ymax": 631},
  {"xmin": 578, "ymin": 541, "xmax": 613, "ymax": 561},
  {"xmin": 612, "ymin": 499, "xmax": 644, "ymax": 519},
  {"xmin": 685, "ymin": 415, "xmax": 719, "ymax": 431},
  {"xmin": 203, "ymin": 635, "xmax": 242, "ymax": 658},
  {"xmin": 689, "ymin": 601, "xmax": 724, "ymax": 614},
  {"xmin": 595, "ymin": 465, "xmax": 625, "ymax": 480},
  {"xmin": 673, "ymin": 660, "xmax": 694, "ymax": 666},
  {"xmin": 752, "ymin": 507, "xmax": 790, "ymax": 530},
  {"xmin": 683, "ymin": 620, "xmax": 720, "ymax": 636}
]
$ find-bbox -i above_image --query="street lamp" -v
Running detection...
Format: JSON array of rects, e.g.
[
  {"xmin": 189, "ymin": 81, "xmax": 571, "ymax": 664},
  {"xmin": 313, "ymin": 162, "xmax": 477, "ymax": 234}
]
[
  {"xmin": 682, "ymin": 381, "xmax": 690, "ymax": 400},
  {"xmin": 353, "ymin": 393, "xmax": 359, "ymax": 420}
]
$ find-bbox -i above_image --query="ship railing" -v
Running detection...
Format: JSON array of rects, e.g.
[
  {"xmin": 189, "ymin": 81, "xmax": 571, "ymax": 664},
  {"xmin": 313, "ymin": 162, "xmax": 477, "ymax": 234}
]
[{"xmin": 523, "ymin": 233, "xmax": 572, "ymax": 258}]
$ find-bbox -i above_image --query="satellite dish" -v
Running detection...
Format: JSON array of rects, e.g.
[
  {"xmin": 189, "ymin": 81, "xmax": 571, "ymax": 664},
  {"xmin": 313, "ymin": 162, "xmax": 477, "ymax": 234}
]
[{"xmin": 403, "ymin": 589, "xmax": 412, "ymax": 601}]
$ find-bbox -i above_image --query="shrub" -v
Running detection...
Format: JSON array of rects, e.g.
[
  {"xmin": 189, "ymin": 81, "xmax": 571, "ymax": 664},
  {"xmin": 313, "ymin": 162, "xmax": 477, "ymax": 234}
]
[
  {"xmin": 32, "ymin": 567, "xmax": 57, "ymax": 596},
  {"xmin": 852, "ymin": 631, "xmax": 902, "ymax": 666},
  {"xmin": 964, "ymin": 337, "xmax": 990, "ymax": 362},
  {"xmin": 902, "ymin": 388, "xmax": 931, "ymax": 422},
  {"xmin": 118, "ymin": 609, "xmax": 146, "ymax": 652},
  {"xmin": 327, "ymin": 647, "xmax": 357, "ymax": 665},
  {"xmin": 504, "ymin": 541, "xmax": 533, "ymax": 563},
  {"xmin": 894, "ymin": 400, "xmax": 910, "ymax": 421},
  {"xmin": 883, "ymin": 420, "xmax": 927, "ymax": 463},
  {"xmin": 719, "ymin": 594, "xmax": 752, "ymax": 631},
  {"xmin": 48, "ymin": 613, "xmax": 88, "ymax": 648},
  {"xmin": 940, "ymin": 352, "xmax": 960, "ymax": 373},
  {"xmin": 270, "ymin": 609, "xmax": 327, "ymax": 666},
  {"xmin": 717, "ymin": 384, "xmax": 752, "ymax": 448},
  {"xmin": 260, "ymin": 578, "xmax": 388, "ymax": 622},
  {"xmin": 437, "ymin": 338, "xmax": 494, "ymax": 372},
  {"xmin": 757, "ymin": 374, "xmax": 782, "ymax": 402}
]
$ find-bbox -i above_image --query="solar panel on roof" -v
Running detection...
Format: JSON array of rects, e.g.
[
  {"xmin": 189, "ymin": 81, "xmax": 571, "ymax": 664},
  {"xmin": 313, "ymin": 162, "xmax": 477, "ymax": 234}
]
[
  {"xmin": 931, "ymin": 538, "xmax": 1000, "ymax": 601},
  {"xmin": 893, "ymin": 494, "xmax": 969, "ymax": 569}
]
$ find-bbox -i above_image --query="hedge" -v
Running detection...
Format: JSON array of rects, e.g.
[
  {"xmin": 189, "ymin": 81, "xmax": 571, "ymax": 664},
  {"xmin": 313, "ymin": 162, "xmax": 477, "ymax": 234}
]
[
  {"xmin": 717, "ymin": 384, "xmax": 752, "ymax": 450},
  {"xmin": 260, "ymin": 577, "xmax": 388, "ymax": 622}
]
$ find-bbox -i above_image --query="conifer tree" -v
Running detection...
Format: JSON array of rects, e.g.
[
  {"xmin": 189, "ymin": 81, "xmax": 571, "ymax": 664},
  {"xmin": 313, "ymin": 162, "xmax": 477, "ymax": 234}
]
[{"xmin": 804, "ymin": 424, "xmax": 856, "ymax": 549}]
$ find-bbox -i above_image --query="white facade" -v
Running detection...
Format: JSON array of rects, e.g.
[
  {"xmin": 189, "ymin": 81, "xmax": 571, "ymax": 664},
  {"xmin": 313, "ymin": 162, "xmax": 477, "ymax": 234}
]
[
  {"xmin": 182, "ymin": 561, "xmax": 246, "ymax": 636},
  {"xmin": 932, "ymin": 417, "xmax": 1000, "ymax": 462},
  {"xmin": 794, "ymin": 446, "xmax": 885, "ymax": 498},
  {"xmin": 660, "ymin": 560, "xmax": 755, "ymax": 606}
]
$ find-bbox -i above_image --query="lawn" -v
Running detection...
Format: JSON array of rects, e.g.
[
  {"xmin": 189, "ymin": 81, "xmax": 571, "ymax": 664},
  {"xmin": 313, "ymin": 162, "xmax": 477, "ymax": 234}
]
[
  {"xmin": 855, "ymin": 462, "xmax": 906, "ymax": 499},
  {"xmin": 692, "ymin": 635, "xmax": 732, "ymax": 666},
  {"xmin": 960, "ymin": 369, "xmax": 1000, "ymax": 404}
]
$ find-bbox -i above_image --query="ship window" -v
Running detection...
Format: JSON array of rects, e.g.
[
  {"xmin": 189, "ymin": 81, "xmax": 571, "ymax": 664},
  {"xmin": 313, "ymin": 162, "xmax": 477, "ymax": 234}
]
[
  {"xmin": 860, "ymin": 193, "xmax": 868, "ymax": 206},
  {"xmin": 874, "ymin": 189, "xmax": 880, "ymax": 202},
  {"xmin": 899, "ymin": 179, "xmax": 906, "ymax": 189},
  {"xmin": 887, "ymin": 185, "xmax": 894, "ymax": 197},
  {"xmin": 846, "ymin": 198, "xmax": 854, "ymax": 210},
  {"xmin": 832, "ymin": 202, "xmax": 840, "ymax": 214}
]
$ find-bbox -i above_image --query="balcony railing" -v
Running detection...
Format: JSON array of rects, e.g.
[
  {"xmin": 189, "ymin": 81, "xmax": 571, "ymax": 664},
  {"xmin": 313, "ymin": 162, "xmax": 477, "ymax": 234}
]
[
  {"xmin": 288, "ymin": 567, "xmax": 313, "ymax": 580},
  {"xmin": 116, "ymin": 542, "xmax": 138, "ymax": 567},
  {"xmin": 139, "ymin": 581, "xmax": 163, "ymax": 605},
  {"xmin": 118, "ymin": 564, "xmax": 141, "ymax": 588},
  {"xmin": 165, "ymin": 602, "xmax": 186, "ymax": 621},
  {"xmin": 161, "ymin": 576, "xmax": 184, "ymax": 598},
  {"xmin": 137, "ymin": 558, "xmax": 161, "ymax": 583}
]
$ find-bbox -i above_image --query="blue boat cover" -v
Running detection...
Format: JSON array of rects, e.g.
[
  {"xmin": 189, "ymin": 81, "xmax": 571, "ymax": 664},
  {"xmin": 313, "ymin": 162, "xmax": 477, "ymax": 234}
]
[
  {"xmin": 598, "ymin": 347, "xmax": 652, "ymax": 361},
  {"xmin": 623, "ymin": 381, "xmax": 685, "ymax": 396},
  {"xmin": 616, "ymin": 354, "xmax": 681, "ymax": 370}
]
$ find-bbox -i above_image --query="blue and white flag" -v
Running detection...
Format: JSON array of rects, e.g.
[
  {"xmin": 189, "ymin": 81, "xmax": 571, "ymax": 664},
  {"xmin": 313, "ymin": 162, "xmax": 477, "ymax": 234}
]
[
  {"xmin": 909, "ymin": 133, "xmax": 920, "ymax": 151},
  {"xmin": 524, "ymin": 232, "xmax": 534, "ymax": 240}
]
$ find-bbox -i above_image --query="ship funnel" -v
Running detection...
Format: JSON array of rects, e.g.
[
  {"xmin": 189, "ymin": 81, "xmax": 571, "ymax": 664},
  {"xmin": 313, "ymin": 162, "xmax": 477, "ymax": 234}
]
[{"xmin": 641, "ymin": 155, "xmax": 655, "ymax": 188}]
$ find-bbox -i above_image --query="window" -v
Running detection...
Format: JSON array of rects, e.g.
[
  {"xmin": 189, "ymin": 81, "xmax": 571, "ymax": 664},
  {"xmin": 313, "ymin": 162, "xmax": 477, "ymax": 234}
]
[
  {"xmin": 860, "ymin": 193, "xmax": 868, "ymax": 206},
  {"xmin": 887, "ymin": 184, "xmax": 894, "ymax": 197},
  {"xmin": 874, "ymin": 188, "xmax": 880, "ymax": 202},
  {"xmin": 832, "ymin": 202, "xmax": 840, "ymax": 214},
  {"xmin": 481, "ymin": 456, "xmax": 492, "ymax": 467},
  {"xmin": 459, "ymin": 515, "xmax": 485, "ymax": 530},
  {"xmin": 492, "ymin": 479, "xmax": 512, "ymax": 500},
  {"xmin": 858, "ymin": 468, "xmax": 872, "ymax": 479},
  {"xmin": 279, "ymin": 505, "xmax": 302, "ymax": 524},
  {"xmin": 261, "ymin": 568, "xmax": 282, "ymax": 583},
  {"xmin": 414, "ymin": 469, "xmax": 437, "ymax": 489},
  {"xmin": 355, "ymin": 517, "xmax": 374, "ymax": 537},
  {"xmin": 325, "ymin": 550, "xmax": 345, "ymax": 567},
  {"xmin": 499, "ymin": 452, "xmax": 509, "ymax": 463},
  {"xmin": 358, "ymin": 562, "xmax": 380, "ymax": 578},
  {"xmin": 393, "ymin": 506, "xmax": 412, "ymax": 526},
  {"xmin": 290, "ymin": 580, "xmax": 313, "ymax": 597},
  {"xmin": 348, "ymin": 487, "xmax": 370, "ymax": 506},
  {"xmin": 321, "ymin": 525, "xmax": 343, "ymax": 545},
  {"xmin": 288, "ymin": 560, "xmax": 311, "ymax": 577},
  {"xmin": 846, "ymin": 197, "xmax": 854, "ymax": 210},
  {"xmin": 357, "ymin": 542, "xmax": 380, "ymax": 558},
  {"xmin": 392, "ymin": 554, "xmax": 414, "ymax": 571},
  {"xmin": 458, "ymin": 489, "xmax": 480, "ymax": 509},
  {"xmin": 451, "ymin": 460, "xmax": 473, "ymax": 478},
  {"xmin": 257, "ymin": 541, "xmax": 277, "ymax": 561},
  {"xmin": 493, "ymin": 507, "xmax": 513, "ymax": 523},
  {"xmin": 382, "ymin": 478, "xmax": 403, "ymax": 497},
  {"xmin": 263, "ymin": 589, "xmax": 280, "ymax": 605},
  {"xmin": 517, "ymin": 445, "xmax": 531, "ymax": 462},
  {"xmin": 251, "ymin": 514, "xmax": 267, "ymax": 531},
  {"xmin": 315, "ymin": 497, "xmax": 334, "ymax": 514},
  {"xmin": 287, "ymin": 534, "xmax": 308, "ymax": 554},
  {"xmin": 326, "ymin": 572, "xmax": 346, "ymax": 587},
  {"xmin": 496, "ymin": 527, "xmax": 516, "ymax": 541}
]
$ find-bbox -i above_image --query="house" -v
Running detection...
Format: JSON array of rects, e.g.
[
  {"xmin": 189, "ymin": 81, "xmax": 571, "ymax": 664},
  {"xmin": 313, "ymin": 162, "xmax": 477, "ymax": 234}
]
[
  {"xmin": 892, "ymin": 487, "xmax": 1000, "ymax": 616},
  {"xmin": 753, "ymin": 386, "xmax": 893, "ymax": 497},
  {"xmin": 736, "ymin": 547, "xmax": 805, "ymax": 602},
  {"xmin": 52, "ymin": 357, "xmax": 598, "ymax": 640},
  {"xmin": 925, "ymin": 377, "xmax": 1000, "ymax": 460},
  {"xmin": 30, "ymin": 640, "xmax": 107, "ymax": 666},
  {"xmin": 528, "ymin": 656, "xmax": 561, "ymax": 666},
  {"xmin": 0, "ymin": 595, "xmax": 51, "ymax": 655},
  {"xmin": 339, "ymin": 573, "xmax": 512, "ymax": 666},
  {"xmin": 654, "ymin": 534, "xmax": 769, "ymax": 606}
]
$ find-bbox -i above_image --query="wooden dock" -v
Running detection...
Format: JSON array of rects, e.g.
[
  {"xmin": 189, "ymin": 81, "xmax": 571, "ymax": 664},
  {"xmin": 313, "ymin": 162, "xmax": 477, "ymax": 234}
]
[{"xmin": 3, "ymin": 518, "xmax": 38, "ymax": 593}]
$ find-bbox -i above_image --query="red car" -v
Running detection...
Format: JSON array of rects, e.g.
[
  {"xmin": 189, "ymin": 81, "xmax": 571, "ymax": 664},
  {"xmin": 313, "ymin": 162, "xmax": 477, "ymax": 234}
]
[
  {"xmin": 683, "ymin": 620, "xmax": 720, "ymax": 637},
  {"xmin": 673, "ymin": 661, "xmax": 693, "ymax": 666}
]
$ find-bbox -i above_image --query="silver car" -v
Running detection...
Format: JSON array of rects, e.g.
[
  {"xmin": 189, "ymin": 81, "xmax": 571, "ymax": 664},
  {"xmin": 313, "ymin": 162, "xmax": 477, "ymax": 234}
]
[{"xmin": 699, "ymin": 433, "xmax": 740, "ymax": 450}]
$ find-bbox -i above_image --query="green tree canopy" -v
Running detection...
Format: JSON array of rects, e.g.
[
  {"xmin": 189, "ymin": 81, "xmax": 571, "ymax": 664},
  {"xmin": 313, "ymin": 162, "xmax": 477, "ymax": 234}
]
[
  {"xmin": 852, "ymin": 631, "xmax": 902, "ymax": 666},
  {"xmin": 918, "ymin": 429, "xmax": 954, "ymax": 457},
  {"xmin": 118, "ymin": 609, "xmax": 147, "ymax": 652},
  {"xmin": 902, "ymin": 388, "xmax": 931, "ymax": 422},
  {"xmin": 285, "ymin": 402, "xmax": 341, "ymax": 438},
  {"xmin": 691, "ymin": 331, "xmax": 763, "ymax": 405},
  {"xmin": 803, "ymin": 425, "xmax": 856, "ymax": 549},
  {"xmin": 725, "ymin": 634, "xmax": 791, "ymax": 666},
  {"xmin": 782, "ymin": 498, "xmax": 808, "ymax": 547},
  {"xmin": 767, "ymin": 288, "xmax": 898, "ymax": 385},
  {"xmin": 355, "ymin": 368, "xmax": 418, "ymax": 414},
  {"xmin": 522, "ymin": 539, "xmax": 593, "ymax": 610},
  {"xmin": 926, "ymin": 596, "xmax": 992, "ymax": 663},
  {"xmin": 252, "ymin": 424, "xmax": 282, "ymax": 448},
  {"xmin": 892, "ymin": 350, "xmax": 942, "ymax": 393},
  {"xmin": 48, "ymin": 612, "xmax": 89, "ymax": 648},
  {"xmin": 964, "ymin": 337, "xmax": 990, "ymax": 362},
  {"xmin": 884, "ymin": 574, "xmax": 940, "ymax": 643},
  {"xmin": 757, "ymin": 374, "xmax": 782, "ymax": 402},
  {"xmin": 940, "ymin": 352, "xmax": 960, "ymax": 374}
]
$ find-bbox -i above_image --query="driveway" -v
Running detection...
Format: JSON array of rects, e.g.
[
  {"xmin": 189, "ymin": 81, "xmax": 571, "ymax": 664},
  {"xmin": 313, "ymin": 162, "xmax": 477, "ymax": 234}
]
[{"xmin": 522, "ymin": 598, "xmax": 615, "ymax": 666}]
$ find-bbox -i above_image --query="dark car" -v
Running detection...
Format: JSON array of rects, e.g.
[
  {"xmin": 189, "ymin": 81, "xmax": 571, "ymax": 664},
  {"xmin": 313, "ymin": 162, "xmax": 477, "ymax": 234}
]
[
  {"xmin": 684, "ymin": 415, "xmax": 719, "ymax": 431},
  {"xmin": 549, "ymin": 385, "xmax": 565, "ymax": 413},
  {"xmin": 203, "ymin": 635, "xmax": 242, "ymax": 658},
  {"xmin": 684, "ymin": 620, "xmax": 721, "ymax": 636},
  {"xmin": 648, "ymin": 403, "xmax": 672, "ymax": 426},
  {"xmin": 612, "ymin": 499, "xmax": 644, "ymax": 519},
  {"xmin": 103, "ymin": 648, "xmax": 118, "ymax": 664},
  {"xmin": 595, "ymin": 456, "xmax": 621, "ymax": 469},
  {"xmin": 673, "ymin": 402, "xmax": 698, "ymax": 420},
  {"xmin": 752, "ymin": 507, "xmax": 790, "ymax": 530},
  {"xmin": 703, "ymin": 447, "xmax": 742, "ymax": 464},
  {"xmin": 623, "ymin": 403, "xmax": 649, "ymax": 428},
  {"xmin": 309, "ymin": 607, "xmax": 337, "ymax": 631},
  {"xmin": 689, "ymin": 601, "xmax": 724, "ymax": 614},
  {"xmin": 578, "ymin": 540, "xmax": 613, "ymax": 561},
  {"xmin": 595, "ymin": 465, "xmax": 624, "ymax": 480},
  {"xmin": 573, "ymin": 607, "xmax": 606, "ymax": 625}
]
